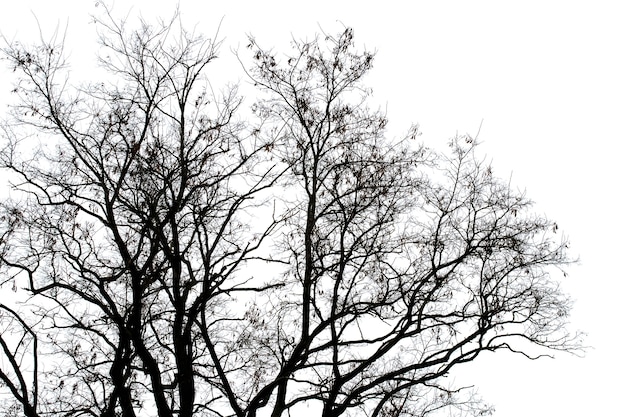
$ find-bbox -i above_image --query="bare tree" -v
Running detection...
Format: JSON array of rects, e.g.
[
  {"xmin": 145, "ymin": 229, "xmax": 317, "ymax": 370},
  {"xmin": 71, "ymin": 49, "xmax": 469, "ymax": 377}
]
[{"xmin": 0, "ymin": 8, "xmax": 580, "ymax": 417}]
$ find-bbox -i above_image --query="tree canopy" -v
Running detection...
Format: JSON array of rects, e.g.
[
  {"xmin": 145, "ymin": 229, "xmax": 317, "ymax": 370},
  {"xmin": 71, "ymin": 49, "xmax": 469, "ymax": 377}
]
[{"xmin": 0, "ymin": 7, "xmax": 580, "ymax": 417}]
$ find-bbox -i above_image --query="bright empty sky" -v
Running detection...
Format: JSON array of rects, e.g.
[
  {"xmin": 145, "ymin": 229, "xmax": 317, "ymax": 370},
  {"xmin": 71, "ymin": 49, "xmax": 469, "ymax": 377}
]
[{"xmin": 1, "ymin": 1, "xmax": 624, "ymax": 416}]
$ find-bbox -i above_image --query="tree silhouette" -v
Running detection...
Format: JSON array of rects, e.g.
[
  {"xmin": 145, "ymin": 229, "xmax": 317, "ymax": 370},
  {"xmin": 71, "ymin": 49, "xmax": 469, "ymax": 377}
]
[{"xmin": 0, "ymin": 7, "xmax": 580, "ymax": 417}]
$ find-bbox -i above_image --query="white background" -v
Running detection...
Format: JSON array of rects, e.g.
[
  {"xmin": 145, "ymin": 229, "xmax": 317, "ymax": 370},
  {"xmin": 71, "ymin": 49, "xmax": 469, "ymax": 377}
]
[{"xmin": 1, "ymin": 1, "xmax": 624, "ymax": 415}]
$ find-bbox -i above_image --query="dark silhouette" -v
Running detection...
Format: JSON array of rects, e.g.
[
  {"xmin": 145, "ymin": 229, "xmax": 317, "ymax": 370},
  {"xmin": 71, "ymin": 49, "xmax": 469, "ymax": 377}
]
[{"xmin": 0, "ymin": 7, "xmax": 580, "ymax": 417}]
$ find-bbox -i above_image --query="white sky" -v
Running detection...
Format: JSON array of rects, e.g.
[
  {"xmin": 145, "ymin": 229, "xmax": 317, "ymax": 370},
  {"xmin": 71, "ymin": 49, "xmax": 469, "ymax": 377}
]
[{"xmin": 1, "ymin": 1, "xmax": 624, "ymax": 416}]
